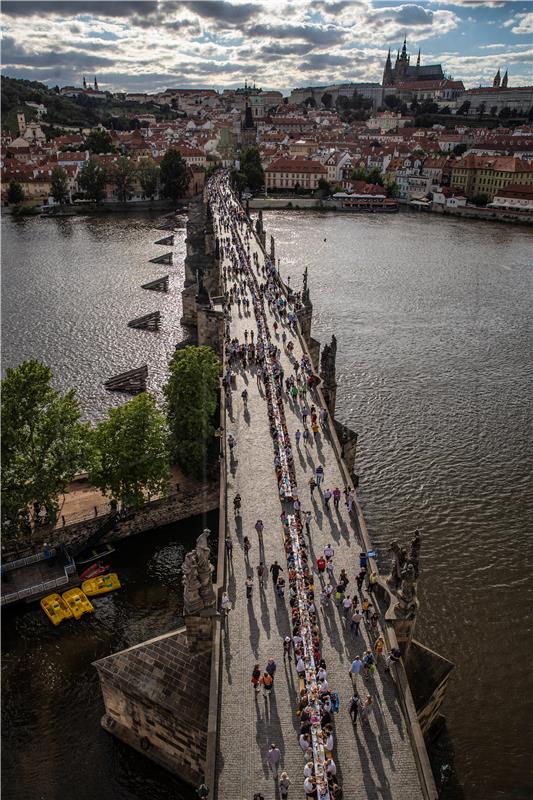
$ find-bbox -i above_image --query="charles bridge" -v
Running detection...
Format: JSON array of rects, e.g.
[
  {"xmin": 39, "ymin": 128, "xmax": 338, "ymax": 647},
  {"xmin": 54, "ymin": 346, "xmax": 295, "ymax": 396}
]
[{"xmin": 93, "ymin": 178, "xmax": 454, "ymax": 799}]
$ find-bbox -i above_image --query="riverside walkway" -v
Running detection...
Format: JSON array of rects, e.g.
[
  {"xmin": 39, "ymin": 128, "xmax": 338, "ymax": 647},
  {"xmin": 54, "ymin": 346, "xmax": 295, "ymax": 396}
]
[{"xmin": 210, "ymin": 177, "xmax": 424, "ymax": 800}]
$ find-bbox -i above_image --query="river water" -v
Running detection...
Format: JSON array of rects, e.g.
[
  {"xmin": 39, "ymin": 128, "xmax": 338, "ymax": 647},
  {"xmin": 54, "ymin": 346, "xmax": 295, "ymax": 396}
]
[{"xmin": 2, "ymin": 209, "xmax": 532, "ymax": 799}]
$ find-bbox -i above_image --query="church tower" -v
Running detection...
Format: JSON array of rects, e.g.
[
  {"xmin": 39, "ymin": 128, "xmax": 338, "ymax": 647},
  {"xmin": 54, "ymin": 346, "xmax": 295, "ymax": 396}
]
[
  {"xmin": 94, "ymin": 75, "xmax": 99, "ymax": 91},
  {"xmin": 493, "ymin": 69, "xmax": 501, "ymax": 88},
  {"xmin": 501, "ymin": 70, "xmax": 508, "ymax": 88},
  {"xmin": 397, "ymin": 38, "xmax": 409, "ymax": 79},
  {"xmin": 83, "ymin": 76, "xmax": 87, "ymax": 89},
  {"xmin": 382, "ymin": 48, "xmax": 393, "ymax": 86}
]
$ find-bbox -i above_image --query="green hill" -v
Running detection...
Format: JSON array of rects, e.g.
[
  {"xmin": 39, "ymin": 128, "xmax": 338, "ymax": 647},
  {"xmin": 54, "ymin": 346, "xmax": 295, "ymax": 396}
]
[{"xmin": 1, "ymin": 76, "xmax": 179, "ymax": 136}]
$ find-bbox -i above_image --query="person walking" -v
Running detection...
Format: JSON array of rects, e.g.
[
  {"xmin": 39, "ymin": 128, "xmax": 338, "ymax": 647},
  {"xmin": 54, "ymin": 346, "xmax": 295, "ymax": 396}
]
[
  {"xmin": 266, "ymin": 658, "xmax": 277, "ymax": 681},
  {"xmin": 255, "ymin": 519, "xmax": 264, "ymax": 536},
  {"xmin": 315, "ymin": 465, "xmax": 324, "ymax": 487},
  {"xmin": 245, "ymin": 575, "xmax": 253, "ymax": 599},
  {"xmin": 279, "ymin": 771, "xmax": 291, "ymax": 800},
  {"xmin": 333, "ymin": 487, "xmax": 341, "ymax": 510},
  {"xmin": 323, "ymin": 488, "xmax": 332, "ymax": 510},
  {"xmin": 360, "ymin": 695, "xmax": 374, "ymax": 723},
  {"xmin": 342, "ymin": 595, "xmax": 352, "ymax": 619},
  {"xmin": 261, "ymin": 672, "xmax": 274, "ymax": 698},
  {"xmin": 251, "ymin": 663, "xmax": 261, "ymax": 693},
  {"xmin": 308, "ymin": 476, "xmax": 317, "ymax": 495},
  {"xmin": 256, "ymin": 562, "xmax": 267, "ymax": 588},
  {"xmin": 233, "ymin": 493, "xmax": 241, "ymax": 516},
  {"xmin": 350, "ymin": 655, "xmax": 363, "ymax": 685},
  {"xmin": 220, "ymin": 592, "xmax": 232, "ymax": 619},
  {"xmin": 225, "ymin": 536, "xmax": 233, "ymax": 560},
  {"xmin": 304, "ymin": 511, "xmax": 312, "ymax": 535},
  {"xmin": 270, "ymin": 560, "xmax": 283, "ymax": 586},
  {"xmin": 243, "ymin": 536, "xmax": 251, "ymax": 555},
  {"xmin": 349, "ymin": 693, "xmax": 361, "ymax": 725},
  {"xmin": 283, "ymin": 636, "xmax": 292, "ymax": 661},
  {"xmin": 351, "ymin": 609, "xmax": 363, "ymax": 636},
  {"xmin": 323, "ymin": 543, "xmax": 334, "ymax": 562},
  {"xmin": 295, "ymin": 429, "xmax": 301, "ymax": 446},
  {"xmin": 266, "ymin": 743, "xmax": 281, "ymax": 777},
  {"xmin": 368, "ymin": 571, "xmax": 378, "ymax": 594},
  {"xmin": 356, "ymin": 568, "xmax": 367, "ymax": 593},
  {"xmin": 361, "ymin": 596, "xmax": 371, "ymax": 621}
]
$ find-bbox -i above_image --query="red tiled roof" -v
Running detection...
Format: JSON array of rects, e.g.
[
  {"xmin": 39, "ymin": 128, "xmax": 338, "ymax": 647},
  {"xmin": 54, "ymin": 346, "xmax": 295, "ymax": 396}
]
[{"xmin": 265, "ymin": 157, "xmax": 327, "ymax": 174}]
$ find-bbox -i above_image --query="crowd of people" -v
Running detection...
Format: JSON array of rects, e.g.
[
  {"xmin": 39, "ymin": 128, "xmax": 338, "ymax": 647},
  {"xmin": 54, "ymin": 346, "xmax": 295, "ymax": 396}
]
[{"xmin": 209, "ymin": 174, "xmax": 401, "ymax": 800}]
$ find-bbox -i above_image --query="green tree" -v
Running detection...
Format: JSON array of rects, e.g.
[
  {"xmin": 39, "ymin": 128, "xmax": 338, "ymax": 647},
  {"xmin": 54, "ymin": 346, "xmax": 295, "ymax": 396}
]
[
  {"xmin": 321, "ymin": 92, "xmax": 332, "ymax": 109},
  {"xmin": 7, "ymin": 180, "xmax": 24, "ymax": 205},
  {"xmin": 471, "ymin": 193, "xmax": 489, "ymax": 206},
  {"xmin": 457, "ymin": 100, "xmax": 471, "ymax": 116},
  {"xmin": 85, "ymin": 128, "xmax": 114, "ymax": 154},
  {"xmin": 51, "ymin": 166, "xmax": 69, "ymax": 204},
  {"xmin": 453, "ymin": 143, "xmax": 468, "ymax": 157},
  {"xmin": 89, "ymin": 393, "xmax": 170, "ymax": 509},
  {"xmin": 79, "ymin": 156, "xmax": 107, "ymax": 202},
  {"xmin": 240, "ymin": 147, "xmax": 264, "ymax": 191},
  {"xmin": 499, "ymin": 106, "xmax": 511, "ymax": 119},
  {"xmin": 383, "ymin": 173, "xmax": 398, "ymax": 197},
  {"xmin": 367, "ymin": 167, "xmax": 383, "ymax": 186},
  {"xmin": 490, "ymin": 105, "xmax": 498, "ymax": 117},
  {"xmin": 163, "ymin": 346, "xmax": 221, "ymax": 479},
  {"xmin": 137, "ymin": 158, "xmax": 159, "ymax": 199},
  {"xmin": 350, "ymin": 165, "xmax": 368, "ymax": 181},
  {"xmin": 111, "ymin": 156, "xmax": 135, "ymax": 202},
  {"xmin": 304, "ymin": 96, "xmax": 316, "ymax": 108},
  {"xmin": 478, "ymin": 102, "xmax": 486, "ymax": 118},
  {"xmin": 317, "ymin": 177, "xmax": 331, "ymax": 195},
  {"xmin": 230, "ymin": 169, "xmax": 247, "ymax": 194},
  {"xmin": 1, "ymin": 360, "xmax": 90, "ymax": 533},
  {"xmin": 160, "ymin": 149, "xmax": 189, "ymax": 201}
]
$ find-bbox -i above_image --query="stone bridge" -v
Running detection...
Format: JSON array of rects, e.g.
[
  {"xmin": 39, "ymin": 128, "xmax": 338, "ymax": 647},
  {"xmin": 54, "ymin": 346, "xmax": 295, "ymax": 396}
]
[{"xmin": 95, "ymin": 177, "xmax": 453, "ymax": 800}]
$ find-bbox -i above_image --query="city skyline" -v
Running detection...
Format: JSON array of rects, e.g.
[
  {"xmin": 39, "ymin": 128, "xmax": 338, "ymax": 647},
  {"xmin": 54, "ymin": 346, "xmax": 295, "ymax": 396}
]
[{"xmin": 1, "ymin": 0, "xmax": 532, "ymax": 94}]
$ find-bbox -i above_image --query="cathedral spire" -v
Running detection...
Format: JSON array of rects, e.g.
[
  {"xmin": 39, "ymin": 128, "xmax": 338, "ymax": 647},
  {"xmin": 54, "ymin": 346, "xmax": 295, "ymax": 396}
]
[
  {"xmin": 401, "ymin": 37, "xmax": 407, "ymax": 59},
  {"xmin": 493, "ymin": 68, "xmax": 501, "ymax": 88},
  {"xmin": 383, "ymin": 47, "xmax": 393, "ymax": 86},
  {"xmin": 416, "ymin": 49, "xmax": 421, "ymax": 68},
  {"xmin": 501, "ymin": 69, "xmax": 508, "ymax": 88},
  {"xmin": 83, "ymin": 75, "xmax": 87, "ymax": 89}
]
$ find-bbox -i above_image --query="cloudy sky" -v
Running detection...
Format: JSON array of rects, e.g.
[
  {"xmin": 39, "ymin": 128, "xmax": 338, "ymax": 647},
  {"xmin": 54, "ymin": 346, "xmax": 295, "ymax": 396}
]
[{"xmin": 1, "ymin": 0, "xmax": 532, "ymax": 93}]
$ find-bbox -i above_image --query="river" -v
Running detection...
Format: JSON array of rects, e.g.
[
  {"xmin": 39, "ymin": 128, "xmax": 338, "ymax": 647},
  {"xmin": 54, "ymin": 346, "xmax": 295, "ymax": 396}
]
[{"xmin": 2, "ymin": 209, "xmax": 532, "ymax": 799}]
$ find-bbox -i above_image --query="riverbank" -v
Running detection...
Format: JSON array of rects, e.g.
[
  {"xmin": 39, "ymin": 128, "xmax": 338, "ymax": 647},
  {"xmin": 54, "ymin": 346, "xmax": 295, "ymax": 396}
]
[{"xmin": 249, "ymin": 195, "xmax": 533, "ymax": 224}]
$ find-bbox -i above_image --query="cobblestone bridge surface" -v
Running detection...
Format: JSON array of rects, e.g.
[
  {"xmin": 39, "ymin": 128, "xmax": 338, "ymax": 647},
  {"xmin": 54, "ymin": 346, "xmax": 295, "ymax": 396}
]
[{"xmin": 212, "ymin": 188, "xmax": 423, "ymax": 800}]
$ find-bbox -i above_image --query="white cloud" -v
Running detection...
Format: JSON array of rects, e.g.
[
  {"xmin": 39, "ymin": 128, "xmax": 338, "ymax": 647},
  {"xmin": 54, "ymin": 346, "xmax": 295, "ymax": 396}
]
[{"xmin": 503, "ymin": 11, "xmax": 533, "ymax": 35}]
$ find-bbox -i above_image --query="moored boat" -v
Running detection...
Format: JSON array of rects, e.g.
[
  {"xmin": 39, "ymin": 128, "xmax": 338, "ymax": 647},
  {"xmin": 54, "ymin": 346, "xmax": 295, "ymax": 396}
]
[
  {"xmin": 82, "ymin": 573, "xmax": 121, "ymax": 597},
  {"xmin": 79, "ymin": 561, "xmax": 110, "ymax": 581},
  {"xmin": 75, "ymin": 542, "xmax": 115, "ymax": 568},
  {"xmin": 62, "ymin": 588, "xmax": 94, "ymax": 619},
  {"xmin": 40, "ymin": 593, "xmax": 73, "ymax": 626}
]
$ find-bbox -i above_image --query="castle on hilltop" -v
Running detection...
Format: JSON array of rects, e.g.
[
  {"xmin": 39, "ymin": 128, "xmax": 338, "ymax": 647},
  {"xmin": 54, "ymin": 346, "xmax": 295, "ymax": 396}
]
[{"xmin": 382, "ymin": 39, "xmax": 444, "ymax": 86}]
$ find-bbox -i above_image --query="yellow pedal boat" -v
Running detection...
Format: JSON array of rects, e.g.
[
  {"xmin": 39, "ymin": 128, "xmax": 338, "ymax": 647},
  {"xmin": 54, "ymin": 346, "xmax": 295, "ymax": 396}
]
[
  {"xmin": 40, "ymin": 593, "xmax": 73, "ymax": 626},
  {"xmin": 82, "ymin": 573, "xmax": 121, "ymax": 597},
  {"xmin": 62, "ymin": 588, "xmax": 94, "ymax": 619}
]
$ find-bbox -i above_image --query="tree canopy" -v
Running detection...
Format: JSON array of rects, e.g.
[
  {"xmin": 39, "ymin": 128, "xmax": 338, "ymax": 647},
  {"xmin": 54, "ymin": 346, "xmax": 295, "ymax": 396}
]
[
  {"xmin": 111, "ymin": 156, "xmax": 136, "ymax": 202},
  {"xmin": 7, "ymin": 180, "xmax": 24, "ymax": 205},
  {"xmin": 51, "ymin": 166, "xmax": 69, "ymax": 204},
  {"xmin": 79, "ymin": 156, "xmax": 107, "ymax": 202},
  {"xmin": 164, "ymin": 346, "xmax": 221, "ymax": 479},
  {"xmin": 85, "ymin": 128, "xmax": 115, "ymax": 154},
  {"xmin": 240, "ymin": 147, "xmax": 264, "ymax": 191},
  {"xmin": 160, "ymin": 149, "xmax": 190, "ymax": 201},
  {"xmin": 137, "ymin": 158, "xmax": 159, "ymax": 199},
  {"xmin": 90, "ymin": 392, "xmax": 170, "ymax": 508},
  {"xmin": 1, "ymin": 360, "xmax": 90, "ymax": 534}
]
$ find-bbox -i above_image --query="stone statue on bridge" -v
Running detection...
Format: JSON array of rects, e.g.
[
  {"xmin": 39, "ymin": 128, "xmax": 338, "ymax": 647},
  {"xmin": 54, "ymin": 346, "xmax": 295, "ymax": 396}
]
[
  {"xmin": 388, "ymin": 540, "xmax": 407, "ymax": 590},
  {"xmin": 320, "ymin": 334, "xmax": 337, "ymax": 383},
  {"xmin": 182, "ymin": 530, "xmax": 216, "ymax": 615}
]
